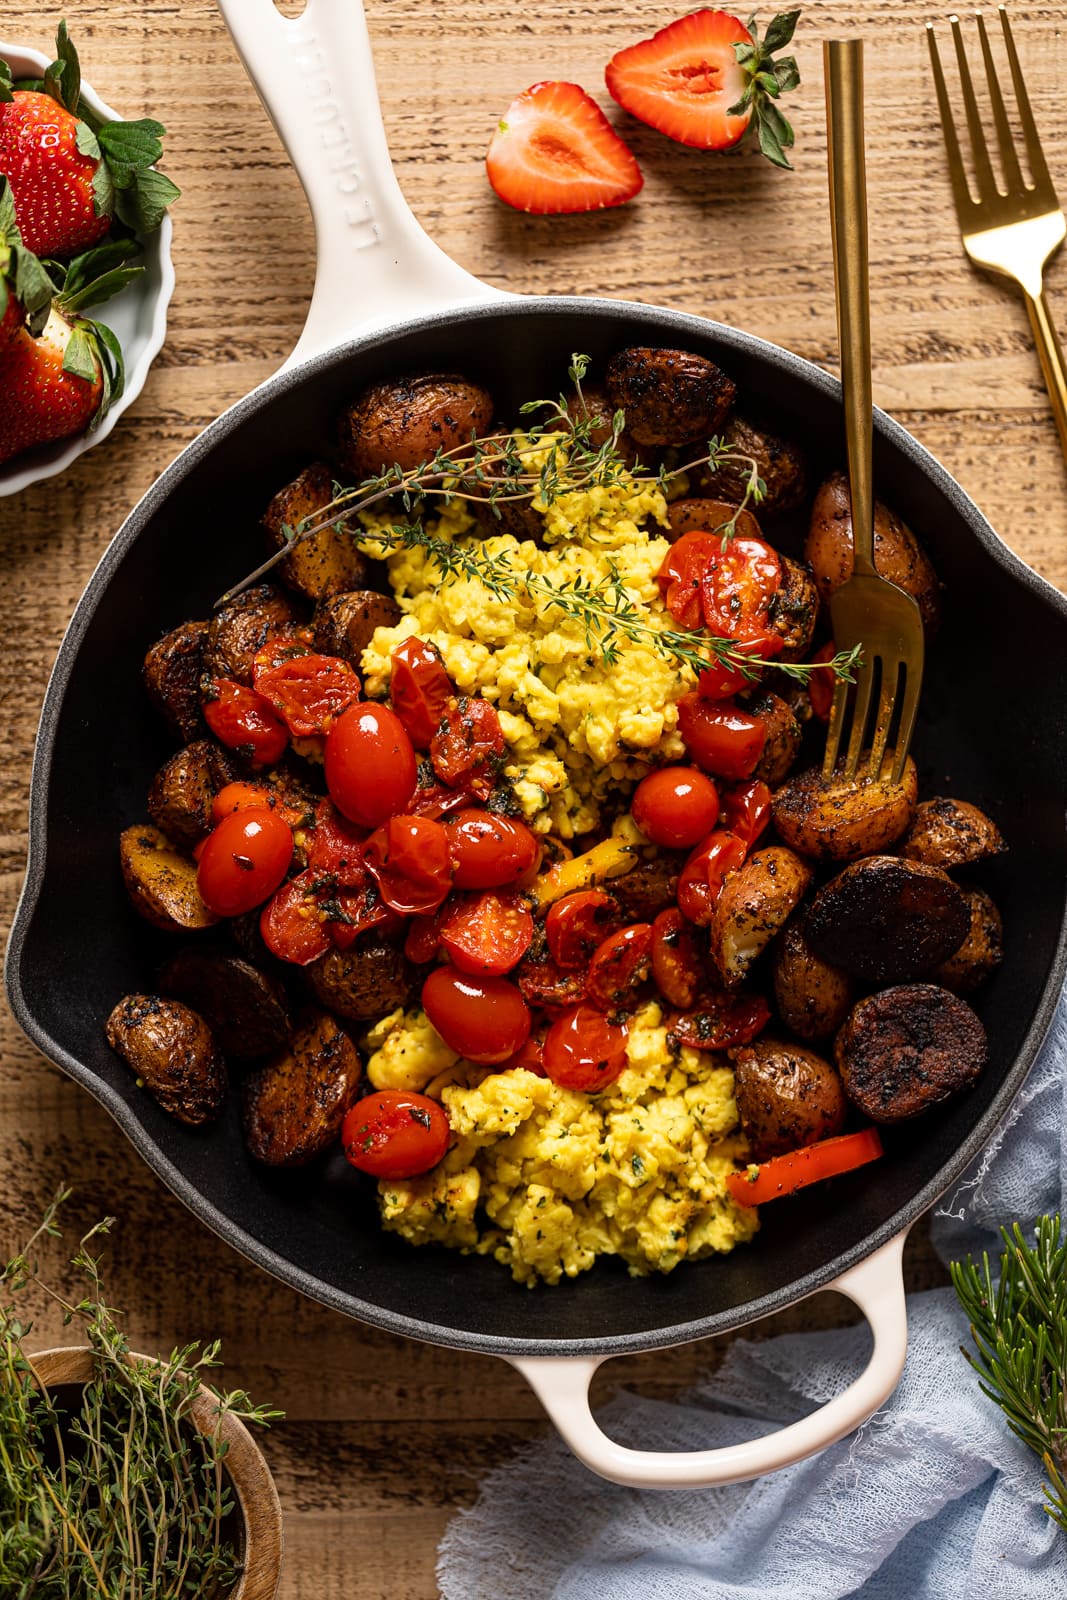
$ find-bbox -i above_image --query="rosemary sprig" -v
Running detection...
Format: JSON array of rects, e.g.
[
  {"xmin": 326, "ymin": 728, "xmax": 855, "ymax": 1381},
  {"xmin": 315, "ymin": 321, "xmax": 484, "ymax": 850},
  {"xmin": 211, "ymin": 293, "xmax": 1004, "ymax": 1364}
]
[
  {"xmin": 951, "ymin": 1214, "xmax": 1067, "ymax": 1530},
  {"xmin": 0, "ymin": 1189, "xmax": 282, "ymax": 1598}
]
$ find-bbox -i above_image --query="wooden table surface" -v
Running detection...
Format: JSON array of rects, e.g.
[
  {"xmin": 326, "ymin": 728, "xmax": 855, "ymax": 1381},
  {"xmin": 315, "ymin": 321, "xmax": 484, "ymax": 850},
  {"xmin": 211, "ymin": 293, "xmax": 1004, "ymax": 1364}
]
[{"xmin": 2, "ymin": 2, "xmax": 1065, "ymax": 1595}]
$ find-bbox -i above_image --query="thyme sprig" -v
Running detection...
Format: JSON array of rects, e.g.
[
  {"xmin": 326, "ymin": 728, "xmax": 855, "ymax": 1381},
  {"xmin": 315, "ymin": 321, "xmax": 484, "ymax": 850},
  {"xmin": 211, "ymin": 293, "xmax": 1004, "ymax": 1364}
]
[
  {"xmin": 0, "ymin": 1189, "xmax": 282, "ymax": 1598},
  {"xmin": 951, "ymin": 1214, "xmax": 1067, "ymax": 1531}
]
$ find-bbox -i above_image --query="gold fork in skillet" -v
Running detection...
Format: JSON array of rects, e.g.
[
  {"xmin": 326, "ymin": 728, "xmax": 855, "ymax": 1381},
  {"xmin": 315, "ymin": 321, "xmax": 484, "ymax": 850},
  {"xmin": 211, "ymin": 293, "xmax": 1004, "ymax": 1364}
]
[{"xmin": 821, "ymin": 39, "xmax": 924, "ymax": 787}]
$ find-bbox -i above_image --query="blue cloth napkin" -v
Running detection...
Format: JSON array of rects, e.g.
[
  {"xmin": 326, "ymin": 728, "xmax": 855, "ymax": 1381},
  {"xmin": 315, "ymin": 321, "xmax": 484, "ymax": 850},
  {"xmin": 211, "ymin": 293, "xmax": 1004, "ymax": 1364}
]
[{"xmin": 437, "ymin": 994, "xmax": 1067, "ymax": 1599}]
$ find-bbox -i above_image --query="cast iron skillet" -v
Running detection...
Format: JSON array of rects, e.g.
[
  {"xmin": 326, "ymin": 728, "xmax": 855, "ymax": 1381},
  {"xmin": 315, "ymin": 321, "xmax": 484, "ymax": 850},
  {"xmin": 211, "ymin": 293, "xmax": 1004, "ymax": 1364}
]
[{"xmin": 7, "ymin": 0, "xmax": 1067, "ymax": 1486}]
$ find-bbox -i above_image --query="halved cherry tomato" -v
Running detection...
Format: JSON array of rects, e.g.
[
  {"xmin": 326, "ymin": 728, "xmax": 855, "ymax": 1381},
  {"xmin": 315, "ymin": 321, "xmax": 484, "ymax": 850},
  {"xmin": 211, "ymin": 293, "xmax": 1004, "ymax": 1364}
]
[
  {"xmin": 254, "ymin": 652, "xmax": 361, "ymax": 738},
  {"xmin": 650, "ymin": 908, "xmax": 705, "ymax": 1010},
  {"xmin": 404, "ymin": 901, "xmax": 451, "ymax": 964},
  {"xmin": 211, "ymin": 780, "xmax": 310, "ymax": 830},
  {"xmin": 342, "ymin": 1090, "xmax": 451, "ymax": 1179},
  {"xmin": 677, "ymin": 693, "xmax": 767, "ymax": 781},
  {"xmin": 808, "ymin": 640, "xmax": 838, "ymax": 723},
  {"xmin": 676, "ymin": 830, "xmax": 748, "ymax": 925},
  {"xmin": 726, "ymin": 1128, "xmax": 884, "ymax": 1207},
  {"xmin": 325, "ymin": 703, "xmax": 417, "ymax": 828},
  {"xmin": 516, "ymin": 954, "xmax": 587, "ymax": 1010},
  {"xmin": 260, "ymin": 868, "xmax": 332, "ymax": 965},
  {"xmin": 545, "ymin": 889, "xmax": 622, "ymax": 971},
  {"xmin": 406, "ymin": 780, "xmax": 476, "ymax": 820},
  {"xmin": 202, "ymin": 678, "xmax": 289, "ymax": 767},
  {"xmin": 542, "ymin": 1003, "xmax": 629, "ymax": 1092},
  {"xmin": 631, "ymin": 766, "xmax": 719, "ymax": 850},
  {"xmin": 719, "ymin": 779, "xmax": 773, "ymax": 850},
  {"xmin": 667, "ymin": 989, "xmax": 771, "ymax": 1051},
  {"xmin": 304, "ymin": 798, "xmax": 368, "ymax": 887},
  {"xmin": 250, "ymin": 628, "xmax": 314, "ymax": 675},
  {"xmin": 657, "ymin": 532, "xmax": 723, "ymax": 630},
  {"xmin": 390, "ymin": 637, "xmax": 455, "ymax": 748},
  {"xmin": 324, "ymin": 878, "xmax": 399, "ymax": 950},
  {"xmin": 430, "ymin": 696, "xmax": 505, "ymax": 799},
  {"xmin": 700, "ymin": 534, "xmax": 781, "ymax": 645},
  {"xmin": 363, "ymin": 815, "xmax": 453, "ymax": 916},
  {"xmin": 422, "ymin": 966, "xmax": 531, "ymax": 1065},
  {"xmin": 445, "ymin": 810, "xmax": 540, "ymax": 889},
  {"xmin": 196, "ymin": 808, "xmax": 294, "ymax": 917},
  {"xmin": 439, "ymin": 890, "xmax": 534, "ymax": 976},
  {"xmin": 498, "ymin": 1033, "xmax": 546, "ymax": 1077},
  {"xmin": 697, "ymin": 636, "xmax": 779, "ymax": 701},
  {"xmin": 586, "ymin": 924, "xmax": 653, "ymax": 1013}
]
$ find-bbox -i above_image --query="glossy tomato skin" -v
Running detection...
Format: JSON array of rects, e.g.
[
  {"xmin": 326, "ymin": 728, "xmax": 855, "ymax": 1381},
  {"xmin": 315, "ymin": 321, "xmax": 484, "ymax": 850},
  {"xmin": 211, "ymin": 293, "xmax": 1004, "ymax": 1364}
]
[
  {"xmin": 326, "ymin": 881, "xmax": 400, "ymax": 950},
  {"xmin": 260, "ymin": 868, "xmax": 332, "ymax": 965},
  {"xmin": 341, "ymin": 1090, "xmax": 450, "ymax": 1179},
  {"xmin": 498, "ymin": 1033, "xmax": 547, "ymax": 1077},
  {"xmin": 430, "ymin": 696, "xmax": 505, "ymax": 800},
  {"xmin": 390, "ymin": 637, "xmax": 455, "ymax": 748},
  {"xmin": 516, "ymin": 954, "xmax": 587, "ymax": 1010},
  {"xmin": 586, "ymin": 924, "xmax": 653, "ymax": 1012},
  {"xmin": 719, "ymin": 779, "xmax": 773, "ymax": 850},
  {"xmin": 700, "ymin": 535, "xmax": 781, "ymax": 644},
  {"xmin": 667, "ymin": 990, "xmax": 771, "ymax": 1051},
  {"xmin": 202, "ymin": 678, "xmax": 289, "ymax": 767},
  {"xmin": 254, "ymin": 652, "xmax": 361, "ymax": 737},
  {"xmin": 439, "ymin": 890, "xmax": 534, "ymax": 977},
  {"xmin": 304, "ymin": 798, "xmax": 368, "ymax": 887},
  {"xmin": 676, "ymin": 693, "xmax": 767, "ymax": 781},
  {"xmin": 197, "ymin": 809, "xmax": 294, "ymax": 917},
  {"xmin": 650, "ymin": 908, "xmax": 705, "ymax": 1010},
  {"xmin": 808, "ymin": 640, "xmax": 838, "ymax": 723},
  {"xmin": 444, "ymin": 810, "xmax": 540, "ymax": 889},
  {"xmin": 544, "ymin": 889, "xmax": 621, "ymax": 970},
  {"xmin": 542, "ymin": 1003, "xmax": 629, "ymax": 1092},
  {"xmin": 676, "ymin": 830, "xmax": 748, "ymax": 925},
  {"xmin": 363, "ymin": 815, "xmax": 453, "ymax": 916},
  {"xmin": 658, "ymin": 532, "xmax": 722, "ymax": 631},
  {"xmin": 631, "ymin": 766, "xmax": 719, "ymax": 849},
  {"xmin": 697, "ymin": 637, "xmax": 777, "ymax": 701},
  {"xmin": 325, "ymin": 703, "xmax": 417, "ymax": 828},
  {"xmin": 422, "ymin": 966, "xmax": 531, "ymax": 1065}
]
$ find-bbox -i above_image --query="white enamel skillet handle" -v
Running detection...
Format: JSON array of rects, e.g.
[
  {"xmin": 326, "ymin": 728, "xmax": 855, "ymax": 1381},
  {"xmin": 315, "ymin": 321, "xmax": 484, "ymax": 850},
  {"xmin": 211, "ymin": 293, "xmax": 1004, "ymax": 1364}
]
[
  {"xmin": 214, "ymin": 0, "xmax": 508, "ymax": 372},
  {"xmin": 510, "ymin": 1231, "xmax": 908, "ymax": 1488}
]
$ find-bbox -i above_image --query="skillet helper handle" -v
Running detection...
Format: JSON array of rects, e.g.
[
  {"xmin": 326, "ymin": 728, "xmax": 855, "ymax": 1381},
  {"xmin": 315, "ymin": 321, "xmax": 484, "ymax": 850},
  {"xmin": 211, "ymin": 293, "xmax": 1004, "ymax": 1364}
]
[
  {"xmin": 214, "ymin": 0, "xmax": 505, "ymax": 370},
  {"xmin": 509, "ymin": 1230, "xmax": 907, "ymax": 1488}
]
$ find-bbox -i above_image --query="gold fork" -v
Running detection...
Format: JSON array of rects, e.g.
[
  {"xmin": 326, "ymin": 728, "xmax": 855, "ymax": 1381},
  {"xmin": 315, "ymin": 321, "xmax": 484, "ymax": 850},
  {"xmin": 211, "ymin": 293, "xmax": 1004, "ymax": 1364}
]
[
  {"xmin": 928, "ymin": 8, "xmax": 1067, "ymax": 459},
  {"xmin": 822, "ymin": 39, "xmax": 925, "ymax": 787}
]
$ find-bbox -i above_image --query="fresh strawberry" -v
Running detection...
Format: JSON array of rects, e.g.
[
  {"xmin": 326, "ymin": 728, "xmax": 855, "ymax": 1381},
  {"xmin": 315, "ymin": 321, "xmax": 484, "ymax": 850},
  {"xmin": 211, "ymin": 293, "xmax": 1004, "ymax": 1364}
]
[
  {"xmin": 605, "ymin": 9, "xmax": 801, "ymax": 168},
  {"xmin": 486, "ymin": 81, "xmax": 643, "ymax": 214},
  {"xmin": 0, "ymin": 23, "xmax": 180, "ymax": 257},
  {"xmin": 0, "ymin": 176, "xmax": 54, "ymax": 348}
]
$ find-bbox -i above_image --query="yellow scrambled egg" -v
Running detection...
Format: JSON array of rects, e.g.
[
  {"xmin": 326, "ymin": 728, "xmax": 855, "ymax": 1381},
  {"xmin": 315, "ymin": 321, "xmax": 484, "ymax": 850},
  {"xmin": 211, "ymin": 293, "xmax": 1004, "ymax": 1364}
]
[
  {"xmin": 366, "ymin": 1002, "xmax": 757, "ymax": 1287},
  {"xmin": 358, "ymin": 445, "xmax": 697, "ymax": 837}
]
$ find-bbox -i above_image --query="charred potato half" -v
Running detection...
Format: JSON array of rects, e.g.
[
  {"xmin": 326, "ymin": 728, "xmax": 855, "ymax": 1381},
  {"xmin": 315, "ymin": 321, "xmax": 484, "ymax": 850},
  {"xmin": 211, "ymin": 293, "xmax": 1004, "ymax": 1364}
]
[
  {"xmin": 312, "ymin": 589, "xmax": 402, "ymax": 667},
  {"xmin": 835, "ymin": 983, "xmax": 987, "ymax": 1122},
  {"xmin": 243, "ymin": 1009, "xmax": 362, "ymax": 1166},
  {"xmin": 772, "ymin": 921, "xmax": 854, "ymax": 1042},
  {"xmin": 898, "ymin": 797, "xmax": 1006, "ymax": 871},
  {"xmin": 732, "ymin": 1037, "xmax": 846, "ymax": 1158},
  {"xmin": 930, "ymin": 885, "xmax": 1004, "ymax": 995},
  {"xmin": 262, "ymin": 460, "xmax": 370, "ymax": 601},
  {"xmin": 745, "ymin": 690, "xmax": 802, "ymax": 787},
  {"xmin": 307, "ymin": 938, "xmax": 415, "ymax": 1022},
  {"xmin": 160, "ymin": 948, "xmax": 293, "ymax": 1059},
  {"xmin": 339, "ymin": 374, "xmax": 494, "ymax": 478},
  {"xmin": 805, "ymin": 855, "xmax": 970, "ymax": 984},
  {"xmin": 604, "ymin": 347, "xmax": 736, "ymax": 447},
  {"xmin": 203, "ymin": 583, "xmax": 298, "ymax": 686},
  {"xmin": 710, "ymin": 846, "xmax": 812, "ymax": 986},
  {"xmin": 773, "ymin": 757, "xmax": 918, "ymax": 862},
  {"xmin": 106, "ymin": 995, "xmax": 227, "ymax": 1125},
  {"xmin": 806, "ymin": 471, "xmax": 942, "ymax": 632},
  {"xmin": 143, "ymin": 620, "xmax": 208, "ymax": 741},
  {"xmin": 147, "ymin": 740, "xmax": 218, "ymax": 850},
  {"xmin": 765, "ymin": 554, "xmax": 819, "ymax": 661},
  {"xmin": 120, "ymin": 825, "xmax": 219, "ymax": 932}
]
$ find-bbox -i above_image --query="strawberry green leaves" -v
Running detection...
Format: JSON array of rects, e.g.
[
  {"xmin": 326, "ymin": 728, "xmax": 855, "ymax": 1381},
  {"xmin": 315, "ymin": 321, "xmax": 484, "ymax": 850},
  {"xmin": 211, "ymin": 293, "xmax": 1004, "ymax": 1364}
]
[
  {"xmin": 42, "ymin": 19, "xmax": 81, "ymax": 117},
  {"xmin": 0, "ymin": 178, "xmax": 55, "ymax": 337},
  {"xmin": 76, "ymin": 117, "xmax": 181, "ymax": 233},
  {"xmin": 0, "ymin": 58, "xmax": 13, "ymax": 105},
  {"xmin": 730, "ymin": 10, "xmax": 802, "ymax": 169}
]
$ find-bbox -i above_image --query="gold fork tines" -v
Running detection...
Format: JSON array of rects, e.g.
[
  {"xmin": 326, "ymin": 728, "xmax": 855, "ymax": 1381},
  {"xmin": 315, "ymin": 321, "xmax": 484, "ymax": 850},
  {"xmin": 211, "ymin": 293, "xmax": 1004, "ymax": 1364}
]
[{"xmin": 928, "ymin": 7, "xmax": 1067, "ymax": 459}]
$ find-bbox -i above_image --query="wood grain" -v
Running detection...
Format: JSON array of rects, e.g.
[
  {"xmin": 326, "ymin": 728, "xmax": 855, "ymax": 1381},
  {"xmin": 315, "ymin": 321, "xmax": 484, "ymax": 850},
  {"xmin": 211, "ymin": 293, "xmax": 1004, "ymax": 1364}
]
[{"xmin": 2, "ymin": 3, "xmax": 1065, "ymax": 1595}]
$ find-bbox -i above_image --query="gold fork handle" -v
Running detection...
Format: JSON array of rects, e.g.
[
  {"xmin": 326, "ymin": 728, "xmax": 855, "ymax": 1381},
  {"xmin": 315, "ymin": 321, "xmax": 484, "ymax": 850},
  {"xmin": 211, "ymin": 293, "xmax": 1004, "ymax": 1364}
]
[
  {"xmin": 1022, "ymin": 286, "xmax": 1067, "ymax": 463},
  {"xmin": 825, "ymin": 39, "xmax": 876, "ymax": 577}
]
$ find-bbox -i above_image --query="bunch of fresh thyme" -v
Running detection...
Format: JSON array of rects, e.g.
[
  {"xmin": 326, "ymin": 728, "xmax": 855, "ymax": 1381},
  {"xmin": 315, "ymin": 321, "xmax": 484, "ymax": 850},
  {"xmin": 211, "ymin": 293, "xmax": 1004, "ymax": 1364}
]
[
  {"xmin": 219, "ymin": 354, "xmax": 858, "ymax": 692},
  {"xmin": 951, "ymin": 1214, "xmax": 1067, "ymax": 1530},
  {"xmin": 0, "ymin": 1189, "xmax": 282, "ymax": 1598}
]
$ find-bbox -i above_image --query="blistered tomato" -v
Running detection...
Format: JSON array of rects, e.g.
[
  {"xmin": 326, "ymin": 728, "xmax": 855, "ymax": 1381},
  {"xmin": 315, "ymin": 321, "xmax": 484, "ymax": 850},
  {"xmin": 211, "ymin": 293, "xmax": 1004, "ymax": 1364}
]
[
  {"xmin": 325, "ymin": 703, "xmax": 417, "ymax": 828},
  {"xmin": 421, "ymin": 967, "xmax": 531, "ymax": 1065},
  {"xmin": 631, "ymin": 766, "xmax": 719, "ymax": 849},
  {"xmin": 197, "ymin": 809, "xmax": 293, "ymax": 917}
]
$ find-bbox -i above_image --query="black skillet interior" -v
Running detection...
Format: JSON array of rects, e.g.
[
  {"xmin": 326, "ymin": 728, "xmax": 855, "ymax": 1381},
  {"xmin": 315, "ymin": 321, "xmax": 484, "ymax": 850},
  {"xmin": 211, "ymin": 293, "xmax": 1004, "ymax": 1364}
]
[{"xmin": 9, "ymin": 299, "xmax": 1067, "ymax": 1358}]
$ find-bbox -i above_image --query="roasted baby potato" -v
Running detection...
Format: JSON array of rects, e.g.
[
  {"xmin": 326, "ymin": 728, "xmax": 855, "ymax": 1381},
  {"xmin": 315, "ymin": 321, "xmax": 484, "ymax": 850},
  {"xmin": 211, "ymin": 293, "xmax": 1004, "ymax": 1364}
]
[
  {"xmin": 930, "ymin": 885, "xmax": 1004, "ymax": 995},
  {"xmin": 765, "ymin": 554, "xmax": 819, "ymax": 661},
  {"xmin": 772, "ymin": 757, "xmax": 918, "ymax": 862},
  {"xmin": 204, "ymin": 583, "xmax": 298, "ymax": 686},
  {"xmin": 744, "ymin": 690, "xmax": 802, "ymax": 787},
  {"xmin": 772, "ymin": 921, "xmax": 854, "ymax": 1042},
  {"xmin": 307, "ymin": 938, "xmax": 415, "ymax": 1022},
  {"xmin": 106, "ymin": 994, "xmax": 227, "ymax": 1125},
  {"xmin": 143, "ymin": 620, "xmax": 208, "ymax": 741},
  {"xmin": 120, "ymin": 825, "xmax": 219, "ymax": 932},
  {"xmin": 159, "ymin": 948, "xmax": 293, "ymax": 1059},
  {"xmin": 262, "ymin": 460, "xmax": 370, "ymax": 601},
  {"xmin": 666, "ymin": 497, "xmax": 761, "ymax": 542},
  {"xmin": 608, "ymin": 852, "xmax": 686, "ymax": 922},
  {"xmin": 311, "ymin": 589, "xmax": 402, "ymax": 667},
  {"xmin": 710, "ymin": 846, "xmax": 813, "ymax": 986},
  {"xmin": 732, "ymin": 1036, "xmax": 846, "ymax": 1158},
  {"xmin": 604, "ymin": 347, "xmax": 736, "ymax": 447},
  {"xmin": 806, "ymin": 471, "xmax": 942, "ymax": 632},
  {"xmin": 898, "ymin": 797, "xmax": 1006, "ymax": 871},
  {"xmin": 835, "ymin": 982, "xmax": 987, "ymax": 1122},
  {"xmin": 805, "ymin": 855, "xmax": 970, "ymax": 983},
  {"xmin": 338, "ymin": 374, "xmax": 494, "ymax": 478},
  {"xmin": 147, "ymin": 740, "xmax": 218, "ymax": 849},
  {"xmin": 694, "ymin": 414, "xmax": 808, "ymax": 513},
  {"xmin": 243, "ymin": 1009, "xmax": 362, "ymax": 1166}
]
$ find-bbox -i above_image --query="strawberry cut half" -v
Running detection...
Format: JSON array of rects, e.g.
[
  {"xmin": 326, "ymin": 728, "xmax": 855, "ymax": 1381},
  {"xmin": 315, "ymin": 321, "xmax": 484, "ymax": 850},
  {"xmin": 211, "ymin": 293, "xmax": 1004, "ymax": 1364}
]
[{"xmin": 486, "ymin": 81, "xmax": 643, "ymax": 215}]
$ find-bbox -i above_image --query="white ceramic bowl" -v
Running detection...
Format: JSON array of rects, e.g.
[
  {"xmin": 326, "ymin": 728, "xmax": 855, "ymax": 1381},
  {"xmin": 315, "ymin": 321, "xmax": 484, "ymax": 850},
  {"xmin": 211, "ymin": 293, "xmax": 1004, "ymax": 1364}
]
[{"xmin": 0, "ymin": 42, "xmax": 175, "ymax": 497}]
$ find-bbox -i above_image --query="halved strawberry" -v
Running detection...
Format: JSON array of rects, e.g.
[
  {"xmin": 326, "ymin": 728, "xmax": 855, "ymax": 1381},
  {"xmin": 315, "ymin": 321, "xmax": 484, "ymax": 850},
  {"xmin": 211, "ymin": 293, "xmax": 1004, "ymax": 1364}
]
[
  {"xmin": 606, "ymin": 9, "xmax": 801, "ymax": 168},
  {"xmin": 487, "ymin": 81, "xmax": 643, "ymax": 214}
]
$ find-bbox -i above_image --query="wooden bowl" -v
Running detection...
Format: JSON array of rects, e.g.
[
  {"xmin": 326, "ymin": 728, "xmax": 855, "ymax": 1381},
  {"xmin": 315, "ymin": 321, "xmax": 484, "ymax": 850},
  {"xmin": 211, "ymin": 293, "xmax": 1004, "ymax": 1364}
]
[{"xmin": 29, "ymin": 1347, "xmax": 283, "ymax": 1600}]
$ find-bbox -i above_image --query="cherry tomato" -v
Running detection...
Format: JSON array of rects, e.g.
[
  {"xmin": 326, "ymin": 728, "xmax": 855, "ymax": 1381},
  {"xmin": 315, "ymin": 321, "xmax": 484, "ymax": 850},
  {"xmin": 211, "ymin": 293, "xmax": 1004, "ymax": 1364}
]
[
  {"xmin": 545, "ymin": 889, "xmax": 622, "ymax": 971},
  {"xmin": 390, "ymin": 637, "xmax": 455, "ymax": 748},
  {"xmin": 657, "ymin": 532, "xmax": 723, "ymax": 630},
  {"xmin": 406, "ymin": 780, "xmax": 475, "ymax": 820},
  {"xmin": 422, "ymin": 966, "xmax": 531, "ymax": 1064},
  {"xmin": 254, "ymin": 652, "xmax": 361, "ymax": 738},
  {"xmin": 196, "ymin": 808, "xmax": 293, "ymax": 917},
  {"xmin": 808, "ymin": 640, "xmax": 838, "ymax": 723},
  {"xmin": 631, "ymin": 766, "xmax": 720, "ymax": 850},
  {"xmin": 516, "ymin": 954, "xmax": 587, "ymax": 1010},
  {"xmin": 404, "ymin": 901, "xmax": 451, "ymax": 964},
  {"xmin": 304, "ymin": 798, "xmax": 368, "ymax": 887},
  {"xmin": 202, "ymin": 678, "xmax": 289, "ymax": 767},
  {"xmin": 363, "ymin": 815, "xmax": 453, "ymax": 916},
  {"xmin": 440, "ymin": 890, "xmax": 534, "ymax": 977},
  {"xmin": 676, "ymin": 830, "xmax": 748, "ymax": 926},
  {"xmin": 341, "ymin": 1090, "xmax": 450, "ymax": 1179},
  {"xmin": 324, "ymin": 879, "xmax": 399, "ymax": 950},
  {"xmin": 697, "ymin": 636, "xmax": 778, "ymax": 701},
  {"xmin": 667, "ymin": 990, "xmax": 771, "ymax": 1051},
  {"xmin": 325, "ymin": 703, "xmax": 417, "ymax": 828},
  {"xmin": 260, "ymin": 868, "xmax": 332, "ymax": 965},
  {"xmin": 542, "ymin": 1003, "xmax": 629, "ymax": 1092},
  {"xmin": 250, "ymin": 628, "xmax": 314, "ymax": 675},
  {"xmin": 430, "ymin": 696, "xmax": 505, "ymax": 800},
  {"xmin": 586, "ymin": 924, "xmax": 653, "ymax": 1013},
  {"xmin": 445, "ymin": 809, "xmax": 540, "ymax": 889},
  {"xmin": 650, "ymin": 908, "xmax": 705, "ymax": 1010},
  {"xmin": 719, "ymin": 779, "xmax": 773, "ymax": 850},
  {"xmin": 211, "ymin": 780, "xmax": 310, "ymax": 830},
  {"xmin": 700, "ymin": 534, "xmax": 781, "ymax": 645},
  {"xmin": 677, "ymin": 693, "xmax": 767, "ymax": 781},
  {"xmin": 498, "ymin": 1033, "xmax": 546, "ymax": 1077}
]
